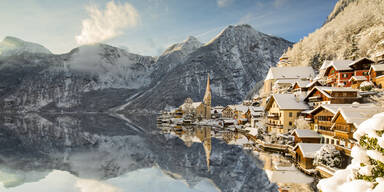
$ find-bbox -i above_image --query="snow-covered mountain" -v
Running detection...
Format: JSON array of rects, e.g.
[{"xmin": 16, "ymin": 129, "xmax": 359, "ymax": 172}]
[
  {"xmin": 0, "ymin": 36, "xmax": 51, "ymax": 57},
  {"xmin": 283, "ymin": 0, "xmax": 384, "ymax": 69},
  {"xmin": 126, "ymin": 24, "xmax": 292, "ymax": 111},
  {"xmin": 0, "ymin": 24, "xmax": 291, "ymax": 113}
]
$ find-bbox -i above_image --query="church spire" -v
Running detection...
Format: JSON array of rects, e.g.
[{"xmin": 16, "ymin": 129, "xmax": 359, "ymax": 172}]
[{"xmin": 203, "ymin": 73, "xmax": 211, "ymax": 106}]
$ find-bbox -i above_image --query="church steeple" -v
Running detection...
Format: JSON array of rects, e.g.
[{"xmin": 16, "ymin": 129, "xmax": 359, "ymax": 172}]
[{"xmin": 203, "ymin": 73, "xmax": 211, "ymax": 107}]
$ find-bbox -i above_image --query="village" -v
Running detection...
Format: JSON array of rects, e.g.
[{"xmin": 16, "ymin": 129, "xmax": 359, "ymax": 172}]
[{"xmin": 157, "ymin": 51, "xmax": 384, "ymax": 191}]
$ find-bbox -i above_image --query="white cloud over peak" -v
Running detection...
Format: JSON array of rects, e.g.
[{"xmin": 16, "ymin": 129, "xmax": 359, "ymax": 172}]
[{"xmin": 75, "ymin": 1, "xmax": 139, "ymax": 45}]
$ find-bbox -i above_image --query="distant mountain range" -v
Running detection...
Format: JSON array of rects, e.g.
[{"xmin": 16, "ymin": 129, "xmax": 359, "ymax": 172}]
[{"xmin": 0, "ymin": 24, "xmax": 292, "ymax": 113}]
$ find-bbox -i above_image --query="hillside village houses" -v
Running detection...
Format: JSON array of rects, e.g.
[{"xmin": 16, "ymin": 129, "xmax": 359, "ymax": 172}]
[{"xmin": 161, "ymin": 50, "xmax": 384, "ymax": 177}]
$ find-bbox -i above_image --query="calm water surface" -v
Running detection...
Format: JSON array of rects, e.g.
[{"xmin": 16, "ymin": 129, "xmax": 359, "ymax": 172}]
[{"xmin": 0, "ymin": 113, "xmax": 277, "ymax": 192}]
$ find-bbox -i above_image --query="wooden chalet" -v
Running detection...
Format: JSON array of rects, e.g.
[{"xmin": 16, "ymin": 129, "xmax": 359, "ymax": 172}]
[
  {"xmin": 291, "ymin": 79, "xmax": 311, "ymax": 93},
  {"xmin": 348, "ymin": 57, "xmax": 373, "ymax": 78},
  {"xmin": 222, "ymin": 105, "xmax": 236, "ymax": 118},
  {"xmin": 294, "ymin": 143, "xmax": 325, "ymax": 169},
  {"xmin": 330, "ymin": 104, "xmax": 378, "ymax": 156},
  {"xmin": 304, "ymin": 86, "xmax": 360, "ymax": 107},
  {"xmin": 369, "ymin": 64, "xmax": 384, "ymax": 88},
  {"xmin": 324, "ymin": 60, "xmax": 354, "ymax": 87},
  {"xmin": 292, "ymin": 129, "xmax": 322, "ymax": 144}
]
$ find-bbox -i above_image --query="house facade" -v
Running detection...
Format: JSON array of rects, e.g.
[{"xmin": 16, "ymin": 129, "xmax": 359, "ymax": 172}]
[
  {"xmin": 369, "ymin": 64, "xmax": 384, "ymax": 88},
  {"xmin": 304, "ymin": 86, "xmax": 360, "ymax": 107},
  {"xmin": 265, "ymin": 94, "xmax": 309, "ymax": 134}
]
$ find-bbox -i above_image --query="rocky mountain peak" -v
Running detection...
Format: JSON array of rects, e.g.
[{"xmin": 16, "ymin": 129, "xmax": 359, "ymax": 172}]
[
  {"xmin": 0, "ymin": 36, "xmax": 52, "ymax": 56},
  {"xmin": 162, "ymin": 36, "xmax": 202, "ymax": 56}
]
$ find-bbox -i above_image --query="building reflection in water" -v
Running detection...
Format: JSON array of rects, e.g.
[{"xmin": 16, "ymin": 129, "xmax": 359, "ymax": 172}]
[{"xmin": 158, "ymin": 124, "xmax": 253, "ymax": 171}]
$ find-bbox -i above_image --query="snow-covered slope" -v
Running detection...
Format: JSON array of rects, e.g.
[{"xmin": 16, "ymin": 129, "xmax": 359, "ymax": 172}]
[
  {"xmin": 284, "ymin": 0, "xmax": 384, "ymax": 69},
  {"xmin": 126, "ymin": 24, "xmax": 292, "ymax": 111},
  {"xmin": 66, "ymin": 43, "xmax": 156, "ymax": 89},
  {"xmin": 150, "ymin": 36, "xmax": 202, "ymax": 82},
  {"xmin": 0, "ymin": 36, "xmax": 51, "ymax": 57},
  {"xmin": 0, "ymin": 24, "xmax": 291, "ymax": 113}
]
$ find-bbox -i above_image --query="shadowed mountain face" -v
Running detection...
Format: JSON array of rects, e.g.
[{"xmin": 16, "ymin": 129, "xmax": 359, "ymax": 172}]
[
  {"xmin": 0, "ymin": 24, "xmax": 291, "ymax": 113},
  {"xmin": 0, "ymin": 114, "xmax": 277, "ymax": 192}
]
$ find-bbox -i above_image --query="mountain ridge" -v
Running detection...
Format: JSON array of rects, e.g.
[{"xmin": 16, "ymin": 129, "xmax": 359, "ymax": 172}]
[{"xmin": 0, "ymin": 24, "xmax": 292, "ymax": 113}]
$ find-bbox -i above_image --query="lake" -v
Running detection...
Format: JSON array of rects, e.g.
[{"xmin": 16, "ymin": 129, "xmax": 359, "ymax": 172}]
[{"xmin": 0, "ymin": 113, "xmax": 277, "ymax": 192}]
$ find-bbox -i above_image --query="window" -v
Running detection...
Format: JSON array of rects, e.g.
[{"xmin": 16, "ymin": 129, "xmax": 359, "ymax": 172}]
[
  {"xmin": 297, "ymin": 112, "xmax": 300, "ymax": 117},
  {"xmin": 289, "ymin": 112, "xmax": 292, "ymax": 117},
  {"xmin": 289, "ymin": 121, "xmax": 292, "ymax": 126},
  {"xmin": 342, "ymin": 73, "xmax": 348, "ymax": 78},
  {"xmin": 363, "ymin": 71, "xmax": 369, "ymax": 76}
]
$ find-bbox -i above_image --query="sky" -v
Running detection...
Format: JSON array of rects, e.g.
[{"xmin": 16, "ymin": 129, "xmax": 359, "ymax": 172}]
[{"xmin": 0, "ymin": 0, "xmax": 338, "ymax": 56}]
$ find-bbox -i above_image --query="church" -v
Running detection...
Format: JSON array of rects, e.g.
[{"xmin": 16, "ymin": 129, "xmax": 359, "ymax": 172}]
[{"xmin": 179, "ymin": 74, "xmax": 211, "ymax": 119}]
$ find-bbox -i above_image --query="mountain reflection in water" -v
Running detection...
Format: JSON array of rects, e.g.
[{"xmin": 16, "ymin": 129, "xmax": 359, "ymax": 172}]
[{"xmin": 0, "ymin": 113, "xmax": 277, "ymax": 192}]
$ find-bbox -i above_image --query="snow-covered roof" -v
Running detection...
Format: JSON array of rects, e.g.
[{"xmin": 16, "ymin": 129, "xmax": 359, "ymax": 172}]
[
  {"xmin": 294, "ymin": 143, "xmax": 325, "ymax": 158},
  {"xmin": 251, "ymin": 111, "xmax": 263, "ymax": 116},
  {"xmin": 293, "ymin": 80, "xmax": 311, "ymax": 88},
  {"xmin": 269, "ymin": 94, "xmax": 309, "ymax": 110},
  {"xmin": 327, "ymin": 60, "xmax": 354, "ymax": 71},
  {"xmin": 348, "ymin": 58, "xmax": 374, "ymax": 68},
  {"xmin": 370, "ymin": 64, "xmax": 384, "ymax": 72},
  {"xmin": 234, "ymin": 105, "xmax": 249, "ymax": 113},
  {"xmin": 320, "ymin": 87, "xmax": 358, "ymax": 92},
  {"xmin": 305, "ymin": 80, "xmax": 322, "ymax": 88},
  {"xmin": 309, "ymin": 104, "xmax": 351, "ymax": 115},
  {"xmin": 274, "ymin": 79, "xmax": 298, "ymax": 85},
  {"xmin": 251, "ymin": 106, "xmax": 264, "ymax": 112},
  {"xmin": 293, "ymin": 129, "xmax": 322, "ymax": 138},
  {"xmin": 320, "ymin": 60, "xmax": 332, "ymax": 70},
  {"xmin": 265, "ymin": 66, "xmax": 315, "ymax": 80},
  {"xmin": 305, "ymin": 86, "xmax": 359, "ymax": 101},
  {"xmin": 331, "ymin": 104, "xmax": 379, "ymax": 127},
  {"xmin": 349, "ymin": 76, "xmax": 367, "ymax": 81}
]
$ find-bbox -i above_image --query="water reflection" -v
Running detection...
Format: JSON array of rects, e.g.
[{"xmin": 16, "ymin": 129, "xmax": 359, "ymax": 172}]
[{"xmin": 0, "ymin": 113, "xmax": 277, "ymax": 192}]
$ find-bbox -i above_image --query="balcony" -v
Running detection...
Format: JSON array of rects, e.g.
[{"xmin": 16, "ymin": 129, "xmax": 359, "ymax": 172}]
[
  {"xmin": 318, "ymin": 129, "xmax": 334, "ymax": 136},
  {"xmin": 334, "ymin": 129, "xmax": 353, "ymax": 140},
  {"xmin": 267, "ymin": 113, "xmax": 279, "ymax": 120}
]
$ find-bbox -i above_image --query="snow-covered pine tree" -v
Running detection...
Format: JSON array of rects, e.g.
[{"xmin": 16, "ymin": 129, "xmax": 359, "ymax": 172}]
[
  {"xmin": 314, "ymin": 144, "xmax": 344, "ymax": 168},
  {"xmin": 318, "ymin": 113, "xmax": 384, "ymax": 192}
]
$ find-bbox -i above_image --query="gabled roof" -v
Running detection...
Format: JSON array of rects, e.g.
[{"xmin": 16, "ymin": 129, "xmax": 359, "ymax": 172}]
[
  {"xmin": 223, "ymin": 105, "xmax": 236, "ymax": 111},
  {"xmin": 324, "ymin": 60, "xmax": 354, "ymax": 75},
  {"xmin": 234, "ymin": 105, "xmax": 249, "ymax": 113},
  {"xmin": 265, "ymin": 66, "xmax": 315, "ymax": 80},
  {"xmin": 266, "ymin": 94, "xmax": 309, "ymax": 111},
  {"xmin": 305, "ymin": 80, "xmax": 322, "ymax": 88},
  {"xmin": 251, "ymin": 106, "xmax": 264, "ymax": 112},
  {"xmin": 304, "ymin": 86, "xmax": 359, "ymax": 101},
  {"xmin": 309, "ymin": 104, "xmax": 349, "ymax": 116},
  {"xmin": 292, "ymin": 129, "xmax": 322, "ymax": 138},
  {"xmin": 348, "ymin": 58, "xmax": 374, "ymax": 70},
  {"xmin": 294, "ymin": 143, "xmax": 325, "ymax": 158},
  {"xmin": 370, "ymin": 64, "xmax": 384, "ymax": 73},
  {"xmin": 293, "ymin": 80, "xmax": 311, "ymax": 88},
  {"xmin": 331, "ymin": 103, "xmax": 379, "ymax": 128},
  {"xmin": 275, "ymin": 79, "xmax": 298, "ymax": 85}
]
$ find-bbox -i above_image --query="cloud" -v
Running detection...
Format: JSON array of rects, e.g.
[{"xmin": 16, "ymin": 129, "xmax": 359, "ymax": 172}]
[
  {"xmin": 217, "ymin": 0, "xmax": 234, "ymax": 8},
  {"xmin": 273, "ymin": 0, "xmax": 288, "ymax": 8},
  {"xmin": 76, "ymin": 1, "xmax": 139, "ymax": 45}
]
